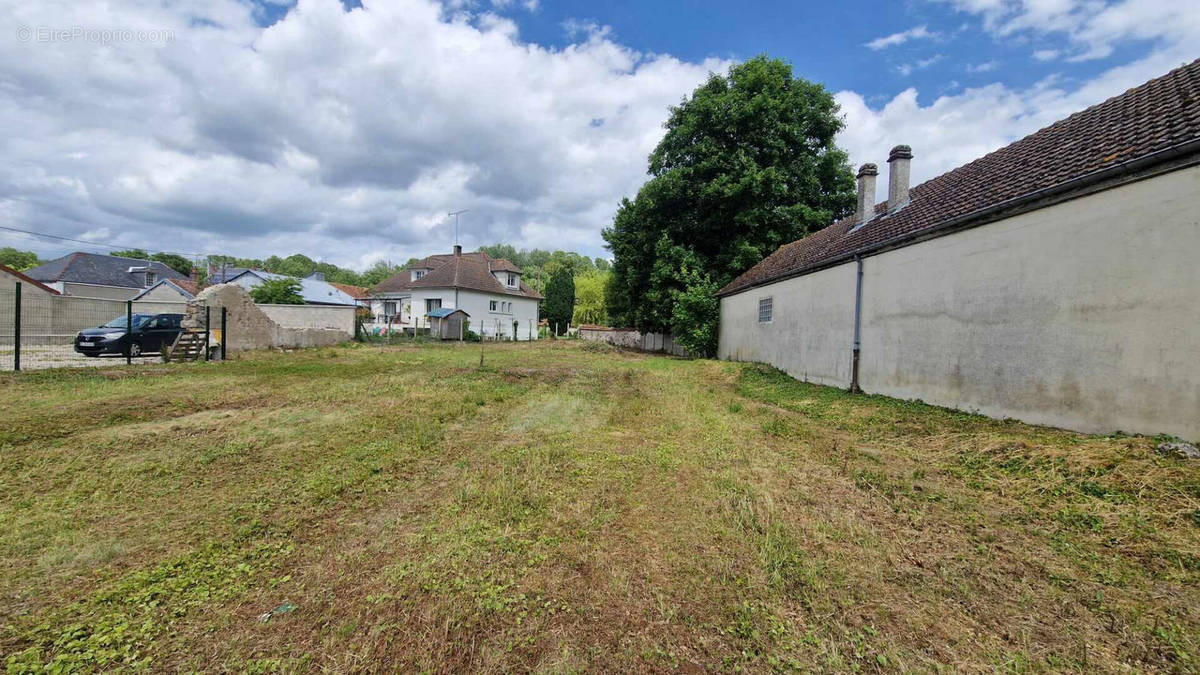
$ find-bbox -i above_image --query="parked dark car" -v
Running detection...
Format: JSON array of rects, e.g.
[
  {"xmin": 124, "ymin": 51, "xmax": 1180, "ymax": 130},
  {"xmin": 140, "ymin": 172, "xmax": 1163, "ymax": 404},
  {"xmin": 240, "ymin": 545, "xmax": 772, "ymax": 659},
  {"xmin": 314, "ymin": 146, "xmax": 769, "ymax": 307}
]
[{"xmin": 74, "ymin": 313, "xmax": 184, "ymax": 357}]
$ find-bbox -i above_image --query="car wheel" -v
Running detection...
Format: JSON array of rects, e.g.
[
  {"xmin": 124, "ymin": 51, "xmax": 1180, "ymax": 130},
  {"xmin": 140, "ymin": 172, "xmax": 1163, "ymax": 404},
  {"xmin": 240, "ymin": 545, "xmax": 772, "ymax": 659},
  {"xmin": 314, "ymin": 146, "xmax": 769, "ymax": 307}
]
[{"xmin": 129, "ymin": 341, "xmax": 142, "ymax": 358}]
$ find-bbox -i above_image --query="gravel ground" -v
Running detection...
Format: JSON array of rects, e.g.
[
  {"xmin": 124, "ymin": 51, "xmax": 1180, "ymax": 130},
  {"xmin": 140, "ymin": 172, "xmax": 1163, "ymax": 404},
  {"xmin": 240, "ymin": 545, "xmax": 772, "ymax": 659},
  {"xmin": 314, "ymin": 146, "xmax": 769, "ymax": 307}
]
[{"xmin": 1, "ymin": 345, "xmax": 164, "ymax": 371}]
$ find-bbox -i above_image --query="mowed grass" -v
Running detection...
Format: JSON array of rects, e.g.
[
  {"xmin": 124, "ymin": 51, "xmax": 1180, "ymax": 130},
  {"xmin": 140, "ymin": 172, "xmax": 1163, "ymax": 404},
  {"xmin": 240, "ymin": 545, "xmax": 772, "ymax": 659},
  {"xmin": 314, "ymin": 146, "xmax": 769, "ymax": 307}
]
[{"xmin": 1, "ymin": 342, "xmax": 1197, "ymax": 672}]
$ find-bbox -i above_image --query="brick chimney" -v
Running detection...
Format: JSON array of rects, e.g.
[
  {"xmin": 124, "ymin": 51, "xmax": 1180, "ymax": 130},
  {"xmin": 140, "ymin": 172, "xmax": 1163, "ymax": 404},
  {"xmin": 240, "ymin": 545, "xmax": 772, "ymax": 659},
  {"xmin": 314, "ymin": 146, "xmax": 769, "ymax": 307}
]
[
  {"xmin": 453, "ymin": 244, "xmax": 462, "ymax": 256},
  {"xmin": 854, "ymin": 163, "xmax": 878, "ymax": 225},
  {"xmin": 887, "ymin": 145, "xmax": 912, "ymax": 212}
]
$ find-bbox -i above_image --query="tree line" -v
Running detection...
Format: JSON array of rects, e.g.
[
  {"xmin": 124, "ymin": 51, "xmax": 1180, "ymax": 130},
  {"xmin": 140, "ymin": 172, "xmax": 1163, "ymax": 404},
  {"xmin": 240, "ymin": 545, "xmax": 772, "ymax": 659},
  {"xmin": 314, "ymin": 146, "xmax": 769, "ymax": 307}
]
[{"xmin": 3, "ymin": 243, "xmax": 610, "ymax": 329}]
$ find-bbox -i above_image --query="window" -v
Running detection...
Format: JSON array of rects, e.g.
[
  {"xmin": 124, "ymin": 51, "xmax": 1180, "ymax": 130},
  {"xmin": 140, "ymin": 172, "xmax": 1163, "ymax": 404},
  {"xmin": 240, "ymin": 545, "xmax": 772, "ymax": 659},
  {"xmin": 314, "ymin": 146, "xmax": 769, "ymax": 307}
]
[
  {"xmin": 413, "ymin": 269, "xmax": 426, "ymax": 280},
  {"xmin": 145, "ymin": 271, "xmax": 157, "ymax": 287},
  {"xmin": 383, "ymin": 301, "xmax": 397, "ymax": 317},
  {"xmin": 489, "ymin": 300, "xmax": 498, "ymax": 312},
  {"xmin": 507, "ymin": 273, "xmax": 517, "ymax": 287},
  {"xmin": 425, "ymin": 298, "xmax": 441, "ymax": 314},
  {"xmin": 758, "ymin": 297, "xmax": 773, "ymax": 323}
]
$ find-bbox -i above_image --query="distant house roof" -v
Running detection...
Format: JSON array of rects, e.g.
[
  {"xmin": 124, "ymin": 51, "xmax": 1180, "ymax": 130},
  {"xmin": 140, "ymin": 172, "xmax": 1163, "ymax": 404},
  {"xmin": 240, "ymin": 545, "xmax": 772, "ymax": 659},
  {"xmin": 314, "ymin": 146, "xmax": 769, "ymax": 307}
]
[
  {"xmin": 131, "ymin": 278, "xmax": 197, "ymax": 301},
  {"xmin": 329, "ymin": 282, "xmax": 370, "ymax": 300},
  {"xmin": 427, "ymin": 307, "xmax": 468, "ymax": 318},
  {"xmin": 720, "ymin": 58, "xmax": 1200, "ymax": 297},
  {"xmin": 227, "ymin": 270, "xmax": 357, "ymax": 305},
  {"xmin": 207, "ymin": 266, "xmax": 251, "ymax": 283},
  {"xmin": 372, "ymin": 250, "xmax": 543, "ymax": 300},
  {"xmin": 26, "ymin": 252, "xmax": 188, "ymax": 289},
  {"xmin": 0, "ymin": 264, "xmax": 60, "ymax": 294}
]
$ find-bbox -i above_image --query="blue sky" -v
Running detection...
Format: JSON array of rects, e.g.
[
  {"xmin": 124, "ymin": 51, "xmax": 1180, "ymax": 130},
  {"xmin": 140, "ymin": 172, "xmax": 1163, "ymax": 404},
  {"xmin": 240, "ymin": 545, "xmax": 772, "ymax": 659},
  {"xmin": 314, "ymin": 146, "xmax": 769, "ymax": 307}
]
[
  {"xmin": 2, "ymin": 0, "xmax": 1196, "ymax": 267},
  {"xmin": 256, "ymin": 0, "xmax": 1164, "ymax": 109}
]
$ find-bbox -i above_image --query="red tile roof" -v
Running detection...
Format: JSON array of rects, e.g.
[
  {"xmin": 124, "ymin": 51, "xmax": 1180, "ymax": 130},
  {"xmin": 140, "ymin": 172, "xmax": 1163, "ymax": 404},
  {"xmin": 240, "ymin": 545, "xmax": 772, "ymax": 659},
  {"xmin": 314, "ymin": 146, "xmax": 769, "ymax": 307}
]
[
  {"xmin": 720, "ymin": 58, "xmax": 1200, "ymax": 297},
  {"xmin": 330, "ymin": 282, "xmax": 370, "ymax": 299},
  {"xmin": 372, "ymin": 251, "xmax": 543, "ymax": 300}
]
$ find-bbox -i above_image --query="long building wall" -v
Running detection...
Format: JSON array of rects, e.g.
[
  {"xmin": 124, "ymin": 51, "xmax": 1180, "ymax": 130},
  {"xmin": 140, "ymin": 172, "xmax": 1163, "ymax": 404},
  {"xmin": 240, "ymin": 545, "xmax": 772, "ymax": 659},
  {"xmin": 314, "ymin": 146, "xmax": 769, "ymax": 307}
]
[
  {"xmin": 259, "ymin": 304, "xmax": 355, "ymax": 335},
  {"xmin": 718, "ymin": 262, "xmax": 856, "ymax": 388},
  {"xmin": 719, "ymin": 164, "xmax": 1200, "ymax": 439}
]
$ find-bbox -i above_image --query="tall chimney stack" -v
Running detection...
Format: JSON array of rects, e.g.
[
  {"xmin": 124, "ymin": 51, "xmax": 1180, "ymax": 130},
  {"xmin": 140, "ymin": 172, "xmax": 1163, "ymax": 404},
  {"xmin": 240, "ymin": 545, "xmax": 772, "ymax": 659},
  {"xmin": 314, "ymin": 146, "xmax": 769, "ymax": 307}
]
[
  {"xmin": 854, "ymin": 163, "xmax": 878, "ymax": 225},
  {"xmin": 453, "ymin": 244, "xmax": 462, "ymax": 256},
  {"xmin": 887, "ymin": 144, "xmax": 912, "ymax": 212}
]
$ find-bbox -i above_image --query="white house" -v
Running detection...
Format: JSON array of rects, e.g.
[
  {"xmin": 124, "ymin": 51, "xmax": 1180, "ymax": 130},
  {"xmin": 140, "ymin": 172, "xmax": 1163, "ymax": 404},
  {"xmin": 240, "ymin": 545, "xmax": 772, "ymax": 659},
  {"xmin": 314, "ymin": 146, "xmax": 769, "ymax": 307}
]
[
  {"xmin": 718, "ymin": 59, "xmax": 1200, "ymax": 440},
  {"xmin": 370, "ymin": 246, "xmax": 542, "ymax": 340}
]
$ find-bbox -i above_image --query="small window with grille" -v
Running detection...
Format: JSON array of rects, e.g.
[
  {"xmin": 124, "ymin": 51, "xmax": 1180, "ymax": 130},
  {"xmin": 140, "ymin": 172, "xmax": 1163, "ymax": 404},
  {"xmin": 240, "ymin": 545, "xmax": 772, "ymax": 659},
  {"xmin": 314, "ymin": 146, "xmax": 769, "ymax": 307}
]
[{"xmin": 758, "ymin": 297, "xmax": 773, "ymax": 323}]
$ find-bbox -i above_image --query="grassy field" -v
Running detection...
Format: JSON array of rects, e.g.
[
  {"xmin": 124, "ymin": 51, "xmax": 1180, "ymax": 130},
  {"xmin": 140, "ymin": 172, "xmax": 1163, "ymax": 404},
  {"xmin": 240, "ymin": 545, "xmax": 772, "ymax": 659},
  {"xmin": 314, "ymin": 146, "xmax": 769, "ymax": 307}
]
[{"xmin": 1, "ymin": 341, "xmax": 1197, "ymax": 672}]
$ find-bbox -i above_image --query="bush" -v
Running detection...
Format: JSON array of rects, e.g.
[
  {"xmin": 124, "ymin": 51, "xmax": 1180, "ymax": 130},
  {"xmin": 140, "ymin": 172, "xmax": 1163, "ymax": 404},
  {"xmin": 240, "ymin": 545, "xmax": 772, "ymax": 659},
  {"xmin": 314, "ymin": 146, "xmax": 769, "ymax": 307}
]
[
  {"xmin": 249, "ymin": 278, "xmax": 305, "ymax": 304},
  {"xmin": 462, "ymin": 319, "xmax": 481, "ymax": 342}
]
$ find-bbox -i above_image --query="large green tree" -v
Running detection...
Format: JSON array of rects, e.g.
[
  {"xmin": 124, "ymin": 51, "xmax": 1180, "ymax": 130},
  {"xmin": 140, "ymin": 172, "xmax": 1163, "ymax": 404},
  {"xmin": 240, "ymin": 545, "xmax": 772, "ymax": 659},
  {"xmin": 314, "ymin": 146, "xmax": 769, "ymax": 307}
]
[
  {"xmin": 0, "ymin": 247, "xmax": 40, "ymax": 271},
  {"xmin": 603, "ymin": 56, "xmax": 856, "ymax": 355},
  {"xmin": 543, "ymin": 265, "xmax": 575, "ymax": 335}
]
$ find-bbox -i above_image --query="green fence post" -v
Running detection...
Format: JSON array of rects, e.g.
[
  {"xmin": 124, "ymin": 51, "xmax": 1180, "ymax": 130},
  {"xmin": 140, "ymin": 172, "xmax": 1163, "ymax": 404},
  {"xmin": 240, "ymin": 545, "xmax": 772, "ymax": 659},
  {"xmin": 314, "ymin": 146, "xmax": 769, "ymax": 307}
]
[
  {"xmin": 204, "ymin": 306, "xmax": 211, "ymax": 361},
  {"xmin": 220, "ymin": 307, "xmax": 227, "ymax": 360},
  {"xmin": 125, "ymin": 300, "xmax": 133, "ymax": 365},
  {"xmin": 12, "ymin": 281, "xmax": 20, "ymax": 372}
]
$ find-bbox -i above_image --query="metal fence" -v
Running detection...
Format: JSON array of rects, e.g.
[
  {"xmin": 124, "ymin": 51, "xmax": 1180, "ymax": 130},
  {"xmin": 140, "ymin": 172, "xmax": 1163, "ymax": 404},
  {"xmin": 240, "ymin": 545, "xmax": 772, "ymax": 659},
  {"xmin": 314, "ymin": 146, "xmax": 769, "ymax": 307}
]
[{"xmin": 1, "ymin": 282, "xmax": 227, "ymax": 371}]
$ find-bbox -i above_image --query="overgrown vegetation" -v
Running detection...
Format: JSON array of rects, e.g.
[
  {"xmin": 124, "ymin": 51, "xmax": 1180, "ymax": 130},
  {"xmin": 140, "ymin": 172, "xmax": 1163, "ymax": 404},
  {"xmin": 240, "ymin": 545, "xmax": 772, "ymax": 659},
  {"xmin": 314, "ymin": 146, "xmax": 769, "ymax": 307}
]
[{"xmin": 1, "ymin": 345, "xmax": 1196, "ymax": 671}]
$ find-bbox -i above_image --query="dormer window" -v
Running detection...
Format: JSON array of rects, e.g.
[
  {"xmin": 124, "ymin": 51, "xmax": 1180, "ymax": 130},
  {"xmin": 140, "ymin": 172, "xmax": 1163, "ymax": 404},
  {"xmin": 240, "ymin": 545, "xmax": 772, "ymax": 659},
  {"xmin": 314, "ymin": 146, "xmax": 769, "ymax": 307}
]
[
  {"xmin": 507, "ymin": 273, "xmax": 517, "ymax": 287},
  {"xmin": 412, "ymin": 269, "xmax": 426, "ymax": 281},
  {"xmin": 145, "ymin": 271, "xmax": 157, "ymax": 287}
]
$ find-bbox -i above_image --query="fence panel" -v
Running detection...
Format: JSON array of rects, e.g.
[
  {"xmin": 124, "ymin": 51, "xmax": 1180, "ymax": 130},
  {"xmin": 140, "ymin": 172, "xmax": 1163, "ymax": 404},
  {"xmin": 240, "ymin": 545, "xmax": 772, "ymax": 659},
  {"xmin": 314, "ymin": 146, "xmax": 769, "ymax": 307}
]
[{"xmin": 0, "ymin": 284, "xmax": 195, "ymax": 371}]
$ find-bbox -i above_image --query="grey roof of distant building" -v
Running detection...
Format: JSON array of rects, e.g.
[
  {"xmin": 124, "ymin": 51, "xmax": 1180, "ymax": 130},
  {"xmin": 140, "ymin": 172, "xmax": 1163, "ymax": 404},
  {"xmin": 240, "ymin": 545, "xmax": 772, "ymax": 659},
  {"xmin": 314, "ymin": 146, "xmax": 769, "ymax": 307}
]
[
  {"xmin": 372, "ymin": 250, "xmax": 542, "ymax": 299},
  {"xmin": 208, "ymin": 267, "xmax": 252, "ymax": 283},
  {"xmin": 25, "ymin": 252, "xmax": 188, "ymax": 289}
]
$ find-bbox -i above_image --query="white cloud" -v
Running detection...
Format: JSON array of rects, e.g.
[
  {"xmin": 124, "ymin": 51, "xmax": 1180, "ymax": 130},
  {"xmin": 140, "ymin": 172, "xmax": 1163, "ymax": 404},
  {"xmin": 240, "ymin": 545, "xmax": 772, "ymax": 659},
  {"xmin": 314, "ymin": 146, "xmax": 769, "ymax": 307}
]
[
  {"xmin": 865, "ymin": 25, "xmax": 938, "ymax": 50},
  {"xmin": 1032, "ymin": 48, "xmax": 1060, "ymax": 61},
  {"xmin": 1, "ymin": 0, "xmax": 1195, "ymax": 271},
  {"xmin": 835, "ymin": 45, "xmax": 1197, "ymax": 203},
  {"xmin": 0, "ymin": 0, "xmax": 725, "ymax": 267},
  {"xmin": 966, "ymin": 60, "xmax": 999, "ymax": 73},
  {"xmin": 897, "ymin": 54, "xmax": 944, "ymax": 76},
  {"xmin": 939, "ymin": 0, "xmax": 1200, "ymax": 62}
]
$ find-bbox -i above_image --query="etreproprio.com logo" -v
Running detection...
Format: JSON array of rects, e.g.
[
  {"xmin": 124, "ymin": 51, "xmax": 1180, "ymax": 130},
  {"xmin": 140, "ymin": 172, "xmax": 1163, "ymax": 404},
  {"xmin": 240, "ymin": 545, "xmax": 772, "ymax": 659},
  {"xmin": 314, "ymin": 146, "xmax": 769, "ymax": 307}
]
[{"xmin": 16, "ymin": 25, "xmax": 175, "ymax": 44}]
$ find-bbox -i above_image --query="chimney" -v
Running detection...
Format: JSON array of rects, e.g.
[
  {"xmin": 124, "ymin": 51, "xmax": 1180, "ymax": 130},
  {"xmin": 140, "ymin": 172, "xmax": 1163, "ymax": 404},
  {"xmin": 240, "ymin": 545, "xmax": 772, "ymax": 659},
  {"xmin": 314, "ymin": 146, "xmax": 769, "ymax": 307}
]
[
  {"xmin": 854, "ymin": 163, "xmax": 878, "ymax": 225},
  {"xmin": 887, "ymin": 144, "xmax": 912, "ymax": 212},
  {"xmin": 190, "ymin": 267, "xmax": 200, "ymax": 283},
  {"xmin": 453, "ymin": 244, "xmax": 462, "ymax": 256}
]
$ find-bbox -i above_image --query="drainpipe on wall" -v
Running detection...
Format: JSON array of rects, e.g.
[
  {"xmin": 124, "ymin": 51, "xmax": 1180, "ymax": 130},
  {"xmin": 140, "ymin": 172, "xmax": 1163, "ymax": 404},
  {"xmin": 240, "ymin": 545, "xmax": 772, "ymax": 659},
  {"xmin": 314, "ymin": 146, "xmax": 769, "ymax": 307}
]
[{"xmin": 851, "ymin": 255, "xmax": 863, "ymax": 394}]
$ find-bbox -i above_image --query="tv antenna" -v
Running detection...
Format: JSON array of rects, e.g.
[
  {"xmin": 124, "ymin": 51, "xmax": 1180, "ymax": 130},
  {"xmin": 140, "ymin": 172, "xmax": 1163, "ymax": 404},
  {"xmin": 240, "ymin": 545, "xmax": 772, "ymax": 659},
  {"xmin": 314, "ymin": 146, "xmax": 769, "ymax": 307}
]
[{"xmin": 448, "ymin": 209, "xmax": 470, "ymax": 246}]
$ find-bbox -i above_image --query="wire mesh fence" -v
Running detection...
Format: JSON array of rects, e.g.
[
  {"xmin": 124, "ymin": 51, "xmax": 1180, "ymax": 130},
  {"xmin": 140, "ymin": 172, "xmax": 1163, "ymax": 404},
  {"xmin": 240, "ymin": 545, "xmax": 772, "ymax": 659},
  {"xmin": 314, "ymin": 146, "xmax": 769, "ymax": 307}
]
[{"xmin": 1, "ymin": 283, "xmax": 223, "ymax": 371}]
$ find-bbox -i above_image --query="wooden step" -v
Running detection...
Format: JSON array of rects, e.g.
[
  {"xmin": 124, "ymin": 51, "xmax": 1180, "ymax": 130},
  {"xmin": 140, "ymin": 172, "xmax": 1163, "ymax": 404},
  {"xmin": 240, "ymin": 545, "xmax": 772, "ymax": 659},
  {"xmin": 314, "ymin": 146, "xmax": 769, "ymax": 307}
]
[{"xmin": 166, "ymin": 331, "xmax": 209, "ymax": 362}]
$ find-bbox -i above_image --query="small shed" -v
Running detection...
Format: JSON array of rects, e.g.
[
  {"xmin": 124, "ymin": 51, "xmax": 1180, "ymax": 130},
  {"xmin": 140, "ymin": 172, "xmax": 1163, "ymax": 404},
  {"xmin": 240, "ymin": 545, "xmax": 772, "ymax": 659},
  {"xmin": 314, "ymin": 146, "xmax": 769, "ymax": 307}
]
[{"xmin": 426, "ymin": 307, "xmax": 469, "ymax": 340}]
